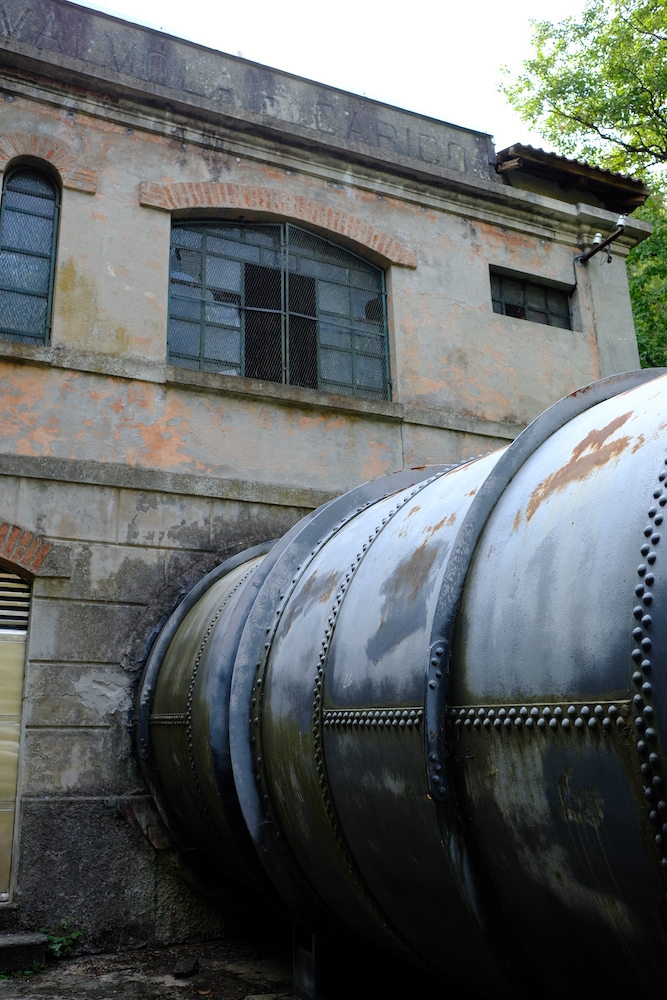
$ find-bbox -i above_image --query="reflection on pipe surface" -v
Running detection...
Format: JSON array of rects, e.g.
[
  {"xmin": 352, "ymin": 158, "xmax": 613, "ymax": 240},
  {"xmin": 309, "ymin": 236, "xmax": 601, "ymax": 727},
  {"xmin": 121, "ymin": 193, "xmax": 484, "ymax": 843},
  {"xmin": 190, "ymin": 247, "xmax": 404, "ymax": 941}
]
[{"xmin": 138, "ymin": 369, "xmax": 667, "ymax": 999}]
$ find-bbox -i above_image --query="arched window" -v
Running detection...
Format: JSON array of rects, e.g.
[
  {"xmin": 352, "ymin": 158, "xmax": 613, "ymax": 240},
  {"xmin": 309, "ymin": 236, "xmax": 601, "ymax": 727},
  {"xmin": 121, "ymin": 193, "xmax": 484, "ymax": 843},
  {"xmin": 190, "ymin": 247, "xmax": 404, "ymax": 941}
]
[
  {"xmin": 0, "ymin": 167, "xmax": 60, "ymax": 346},
  {"xmin": 168, "ymin": 223, "xmax": 391, "ymax": 400}
]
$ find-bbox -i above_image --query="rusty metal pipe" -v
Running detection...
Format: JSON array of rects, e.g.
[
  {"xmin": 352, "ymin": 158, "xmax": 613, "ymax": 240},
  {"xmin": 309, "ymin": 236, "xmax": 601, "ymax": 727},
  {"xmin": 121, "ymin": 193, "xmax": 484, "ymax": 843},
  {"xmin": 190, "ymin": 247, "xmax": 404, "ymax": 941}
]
[{"xmin": 137, "ymin": 369, "xmax": 667, "ymax": 998}]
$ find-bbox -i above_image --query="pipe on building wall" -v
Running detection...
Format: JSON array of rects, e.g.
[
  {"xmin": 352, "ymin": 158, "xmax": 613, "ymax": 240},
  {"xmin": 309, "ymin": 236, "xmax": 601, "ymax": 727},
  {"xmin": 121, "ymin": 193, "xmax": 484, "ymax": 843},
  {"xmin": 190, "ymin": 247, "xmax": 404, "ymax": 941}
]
[{"xmin": 137, "ymin": 368, "xmax": 667, "ymax": 999}]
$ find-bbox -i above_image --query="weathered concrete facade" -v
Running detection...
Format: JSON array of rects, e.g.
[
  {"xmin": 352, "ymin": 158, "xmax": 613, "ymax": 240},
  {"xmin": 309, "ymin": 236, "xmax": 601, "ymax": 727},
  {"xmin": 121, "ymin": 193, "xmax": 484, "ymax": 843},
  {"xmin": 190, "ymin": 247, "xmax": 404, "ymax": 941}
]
[{"xmin": 0, "ymin": 0, "xmax": 652, "ymax": 952}]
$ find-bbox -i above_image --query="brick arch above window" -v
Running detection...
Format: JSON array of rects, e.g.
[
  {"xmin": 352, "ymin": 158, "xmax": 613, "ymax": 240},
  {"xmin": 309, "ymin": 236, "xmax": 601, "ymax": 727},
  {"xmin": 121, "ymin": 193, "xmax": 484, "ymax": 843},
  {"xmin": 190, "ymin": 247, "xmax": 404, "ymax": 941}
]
[
  {"xmin": 0, "ymin": 133, "xmax": 97, "ymax": 194},
  {"xmin": 0, "ymin": 523, "xmax": 52, "ymax": 576},
  {"xmin": 139, "ymin": 182, "xmax": 417, "ymax": 269}
]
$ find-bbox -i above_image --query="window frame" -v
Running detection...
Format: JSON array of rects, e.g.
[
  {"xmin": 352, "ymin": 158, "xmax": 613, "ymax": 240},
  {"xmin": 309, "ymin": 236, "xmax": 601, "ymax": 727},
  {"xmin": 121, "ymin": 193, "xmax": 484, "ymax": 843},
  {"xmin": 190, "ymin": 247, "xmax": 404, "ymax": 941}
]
[
  {"xmin": 490, "ymin": 267, "xmax": 572, "ymax": 331},
  {"xmin": 0, "ymin": 164, "xmax": 61, "ymax": 346},
  {"xmin": 167, "ymin": 221, "xmax": 392, "ymax": 402}
]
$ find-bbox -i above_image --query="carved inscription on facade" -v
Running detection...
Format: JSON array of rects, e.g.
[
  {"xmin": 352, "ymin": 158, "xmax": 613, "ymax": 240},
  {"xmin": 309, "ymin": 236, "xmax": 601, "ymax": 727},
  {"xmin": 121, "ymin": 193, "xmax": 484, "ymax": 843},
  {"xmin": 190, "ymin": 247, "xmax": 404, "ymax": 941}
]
[{"xmin": 0, "ymin": 0, "xmax": 493, "ymax": 180}]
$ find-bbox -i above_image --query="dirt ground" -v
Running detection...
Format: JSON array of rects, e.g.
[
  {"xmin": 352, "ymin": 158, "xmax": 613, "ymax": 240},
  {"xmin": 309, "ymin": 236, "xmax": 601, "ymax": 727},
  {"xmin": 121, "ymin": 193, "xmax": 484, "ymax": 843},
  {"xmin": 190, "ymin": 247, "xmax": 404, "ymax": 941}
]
[{"xmin": 0, "ymin": 938, "xmax": 295, "ymax": 999}]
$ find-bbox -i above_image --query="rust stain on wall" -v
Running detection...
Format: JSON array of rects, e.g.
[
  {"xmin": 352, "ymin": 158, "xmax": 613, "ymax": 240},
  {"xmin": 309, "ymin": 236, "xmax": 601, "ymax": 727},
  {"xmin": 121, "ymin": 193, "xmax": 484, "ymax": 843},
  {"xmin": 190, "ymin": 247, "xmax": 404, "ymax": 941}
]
[
  {"xmin": 298, "ymin": 414, "xmax": 345, "ymax": 432},
  {"xmin": 526, "ymin": 412, "xmax": 633, "ymax": 522},
  {"xmin": 123, "ymin": 392, "xmax": 206, "ymax": 471},
  {"xmin": 56, "ymin": 258, "xmax": 130, "ymax": 356},
  {"xmin": 361, "ymin": 439, "xmax": 392, "ymax": 480}
]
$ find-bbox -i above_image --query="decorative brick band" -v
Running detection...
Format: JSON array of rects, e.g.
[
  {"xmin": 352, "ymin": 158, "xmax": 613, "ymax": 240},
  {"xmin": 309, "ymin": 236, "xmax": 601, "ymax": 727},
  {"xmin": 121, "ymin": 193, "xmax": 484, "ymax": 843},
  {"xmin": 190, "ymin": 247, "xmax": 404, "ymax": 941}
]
[
  {"xmin": 139, "ymin": 182, "xmax": 417, "ymax": 268},
  {"xmin": 0, "ymin": 523, "xmax": 52, "ymax": 575},
  {"xmin": 0, "ymin": 133, "xmax": 98, "ymax": 194}
]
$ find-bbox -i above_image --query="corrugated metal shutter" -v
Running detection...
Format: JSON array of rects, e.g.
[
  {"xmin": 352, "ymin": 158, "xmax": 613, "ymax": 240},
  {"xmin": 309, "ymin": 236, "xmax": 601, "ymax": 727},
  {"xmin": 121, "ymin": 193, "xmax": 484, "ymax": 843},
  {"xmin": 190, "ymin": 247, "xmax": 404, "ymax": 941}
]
[{"xmin": 0, "ymin": 571, "xmax": 31, "ymax": 632}]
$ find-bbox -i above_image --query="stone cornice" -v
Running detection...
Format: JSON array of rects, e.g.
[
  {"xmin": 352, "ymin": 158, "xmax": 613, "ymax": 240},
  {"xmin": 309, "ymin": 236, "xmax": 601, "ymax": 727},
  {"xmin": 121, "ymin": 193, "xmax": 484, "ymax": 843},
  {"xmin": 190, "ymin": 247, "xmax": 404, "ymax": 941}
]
[
  {"xmin": 0, "ymin": 0, "xmax": 496, "ymax": 190},
  {"xmin": 0, "ymin": 70, "xmax": 653, "ymax": 251}
]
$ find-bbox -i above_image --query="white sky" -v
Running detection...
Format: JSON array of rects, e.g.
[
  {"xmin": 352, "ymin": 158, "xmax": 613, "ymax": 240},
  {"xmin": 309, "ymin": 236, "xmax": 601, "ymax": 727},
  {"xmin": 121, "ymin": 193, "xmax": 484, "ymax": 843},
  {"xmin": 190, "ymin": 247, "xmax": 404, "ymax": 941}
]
[{"xmin": 77, "ymin": 0, "xmax": 586, "ymax": 151}]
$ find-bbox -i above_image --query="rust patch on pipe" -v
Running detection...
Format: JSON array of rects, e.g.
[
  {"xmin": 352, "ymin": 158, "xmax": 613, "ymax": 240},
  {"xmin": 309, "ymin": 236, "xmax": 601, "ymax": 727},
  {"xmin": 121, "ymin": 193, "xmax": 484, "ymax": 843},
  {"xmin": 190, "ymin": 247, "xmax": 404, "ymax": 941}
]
[
  {"xmin": 526, "ymin": 412, "xmax": 633, "ymax": 522},
  {"xmin": 381, "ymin": 540, "xmax": 438, "ymax": 606},
  {"xmin": 421, "ymin": 513, "xmax": 455, "ymax": 539}
]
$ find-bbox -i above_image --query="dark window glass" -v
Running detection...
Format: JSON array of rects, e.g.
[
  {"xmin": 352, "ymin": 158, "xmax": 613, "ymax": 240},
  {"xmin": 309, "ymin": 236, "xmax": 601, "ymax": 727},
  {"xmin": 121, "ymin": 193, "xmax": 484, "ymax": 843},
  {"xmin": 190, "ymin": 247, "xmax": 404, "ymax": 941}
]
[
  {"xmin": 490, "ymin": 271, "xmax": 571, "ymax": 330},
  {"xmin": 168, "ymin": 222, "xmax": 390, "ymax": 400},
  {"xmin": 0, "ymin": 168, "xmax": 60, "ymax": 345}
]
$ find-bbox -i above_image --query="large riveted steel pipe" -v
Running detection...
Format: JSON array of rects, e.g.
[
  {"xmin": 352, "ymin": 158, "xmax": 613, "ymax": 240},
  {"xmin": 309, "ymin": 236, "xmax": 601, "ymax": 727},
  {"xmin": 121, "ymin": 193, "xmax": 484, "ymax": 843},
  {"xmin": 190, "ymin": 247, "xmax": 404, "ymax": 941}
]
[{"xmin": 137, "ymin": 369, "xmax": 667, "ymax": 999}]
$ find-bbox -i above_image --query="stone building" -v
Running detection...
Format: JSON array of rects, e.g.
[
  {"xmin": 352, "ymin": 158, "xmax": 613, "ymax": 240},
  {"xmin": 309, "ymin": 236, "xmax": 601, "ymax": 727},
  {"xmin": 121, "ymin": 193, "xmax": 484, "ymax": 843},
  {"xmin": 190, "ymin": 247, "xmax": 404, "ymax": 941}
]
[{"xmin": 0, "ymin": 0, "xmax": 652, "ymax": 955}]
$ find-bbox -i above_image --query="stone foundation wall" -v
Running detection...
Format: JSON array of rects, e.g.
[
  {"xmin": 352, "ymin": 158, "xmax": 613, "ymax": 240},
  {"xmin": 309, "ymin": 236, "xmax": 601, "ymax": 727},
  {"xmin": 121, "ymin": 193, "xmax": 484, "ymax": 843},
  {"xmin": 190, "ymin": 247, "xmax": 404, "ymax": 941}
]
[{"xmin": 0, "ymin": 473, "xmax": 307, "ymax": 948}]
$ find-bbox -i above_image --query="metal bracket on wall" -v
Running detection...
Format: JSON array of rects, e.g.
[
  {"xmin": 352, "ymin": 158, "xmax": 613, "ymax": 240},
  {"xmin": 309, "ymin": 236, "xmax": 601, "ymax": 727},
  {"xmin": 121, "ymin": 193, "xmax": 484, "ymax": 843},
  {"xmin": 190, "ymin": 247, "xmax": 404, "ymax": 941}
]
[{"xmin": 571, "ymin": 214, "xmax": 627, "ymax": 291}]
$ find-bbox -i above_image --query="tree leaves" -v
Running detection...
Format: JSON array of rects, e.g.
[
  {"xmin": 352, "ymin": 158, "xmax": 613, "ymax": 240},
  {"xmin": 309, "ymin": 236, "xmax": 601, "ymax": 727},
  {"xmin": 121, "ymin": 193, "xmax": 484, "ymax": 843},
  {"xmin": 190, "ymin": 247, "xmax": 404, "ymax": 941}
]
[
  {"xmin": 503, "ymin": 0, "xmax": 667, "ymax": 176},
  {"xmin": 502, "ymin": 0, "xmax": 667, "ymax": 368},
  {"xmin": 627, "ymin": 192, "xmax": 667, "ymax": 365}
]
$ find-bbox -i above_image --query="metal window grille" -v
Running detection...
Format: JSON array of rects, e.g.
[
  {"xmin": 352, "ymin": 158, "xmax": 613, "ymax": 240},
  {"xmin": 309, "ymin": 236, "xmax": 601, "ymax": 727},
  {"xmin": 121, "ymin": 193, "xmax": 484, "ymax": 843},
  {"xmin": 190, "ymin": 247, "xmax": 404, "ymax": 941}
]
[
  {"xmin": 168, "ymin": 222, "xmax": 391, "ymax": 401},
  {"xmin": 0, "ymin": 168, "xmax": 60, "ymax": 346},
  {"xmin": 491, "ymin": 271, "xmax": 571, "ymax": 330},
  {"xmin": 0, "ymin": 571, "xmax": 30, "ymax": 633}
]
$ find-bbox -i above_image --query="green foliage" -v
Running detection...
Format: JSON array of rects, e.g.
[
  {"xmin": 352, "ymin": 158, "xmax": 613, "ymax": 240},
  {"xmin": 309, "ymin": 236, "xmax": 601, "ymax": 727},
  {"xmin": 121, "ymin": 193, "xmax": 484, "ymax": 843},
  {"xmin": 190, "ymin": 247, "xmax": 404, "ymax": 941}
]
[
  {"xmin": 502, "ymin": 0, "xmax": 667, "ymax": 174},
  {"xmin": 0, "ymin": 960, "xmax": 43, "ymax": 980},
  {"xmin": 40, "ymin": 920, "xmax": 83, "ymax": 960},
  {"xmin": 627, "ymin": 190, "xmax": 667, "ymax": 365},
  {"xmin": 502, "ymin": 0, "xmax": 667, "ymax": 367}
]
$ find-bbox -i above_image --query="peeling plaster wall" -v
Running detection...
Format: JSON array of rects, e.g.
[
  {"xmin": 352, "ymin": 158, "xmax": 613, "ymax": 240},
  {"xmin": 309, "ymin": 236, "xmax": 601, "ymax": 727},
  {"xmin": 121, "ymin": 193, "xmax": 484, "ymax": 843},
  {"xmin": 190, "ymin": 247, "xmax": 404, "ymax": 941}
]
[
  {"xmin": 0, "ymin": 364, "xmax": 404, "ymax": 492},
  {"xmin": 0, "ymin": 94, "xmax": 641, "ymax": 430}
]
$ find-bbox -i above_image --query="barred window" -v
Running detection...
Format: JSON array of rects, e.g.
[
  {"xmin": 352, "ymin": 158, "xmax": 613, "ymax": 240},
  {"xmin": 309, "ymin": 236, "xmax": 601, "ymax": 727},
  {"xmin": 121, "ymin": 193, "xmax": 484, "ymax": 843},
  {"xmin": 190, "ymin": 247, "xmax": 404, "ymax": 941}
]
[
  {"xmin": 0, "ymin": 168, "xmax": 60, "ymax": 345},
  {"xmin": 491, "ymin": 271, "xmax": 571, "ymax": 330},
  {"xmin": 168, "ymin": 223, "xmax": 391, "ymax": 400}
]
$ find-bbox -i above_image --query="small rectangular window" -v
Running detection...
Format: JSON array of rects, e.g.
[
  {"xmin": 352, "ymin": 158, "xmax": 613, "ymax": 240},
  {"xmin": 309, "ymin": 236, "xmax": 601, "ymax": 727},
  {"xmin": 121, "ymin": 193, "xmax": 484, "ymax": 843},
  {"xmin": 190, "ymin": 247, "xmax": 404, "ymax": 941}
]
[{"xmin": 490, "ymin": 271, "xmax": 571, "ymax": 330}]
